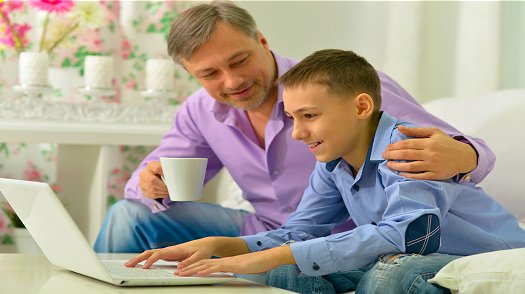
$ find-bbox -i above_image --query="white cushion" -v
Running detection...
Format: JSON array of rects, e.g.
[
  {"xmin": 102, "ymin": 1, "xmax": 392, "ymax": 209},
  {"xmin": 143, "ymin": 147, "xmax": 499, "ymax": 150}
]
[{"xmin": 428, "ymin": 248, "xmax": 525, "ymax": 294}]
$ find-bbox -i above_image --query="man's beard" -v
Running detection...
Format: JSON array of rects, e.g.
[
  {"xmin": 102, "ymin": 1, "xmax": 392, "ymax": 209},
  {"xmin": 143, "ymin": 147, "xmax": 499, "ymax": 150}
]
[{"xmin": 221, "ymin": 81, "xmax": 270, "ymax": 111}]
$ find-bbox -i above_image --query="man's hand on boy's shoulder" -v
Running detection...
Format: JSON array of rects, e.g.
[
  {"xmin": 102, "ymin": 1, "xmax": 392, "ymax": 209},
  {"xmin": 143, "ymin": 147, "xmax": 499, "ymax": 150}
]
[{"xmin": 382, "ymin": 126, "xmax": 477, "ymax": 181}]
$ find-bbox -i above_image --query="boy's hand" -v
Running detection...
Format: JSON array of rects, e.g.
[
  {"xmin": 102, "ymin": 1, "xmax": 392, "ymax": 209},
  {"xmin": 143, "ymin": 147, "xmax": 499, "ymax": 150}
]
[
  {"xmin": 139, "ymin": 161, "xmax": 169, "ymax": 199},
  {"xmin": 383, "ymin": 126, "xmax": 477, "ymax": 180},
  {"xmin": 177, "ymin": 246, "xmax": 295, "ymax": 276},
  {"xmin": 125, "ymin": 238, "xmax": 217, "ymax": 269}
]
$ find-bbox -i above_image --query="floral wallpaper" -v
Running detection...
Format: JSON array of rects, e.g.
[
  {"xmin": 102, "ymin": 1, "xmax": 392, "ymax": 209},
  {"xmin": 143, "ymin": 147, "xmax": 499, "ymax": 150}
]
[{"xmin": 0, "ymin": 1, "xmax": 200, "ymax": 249}]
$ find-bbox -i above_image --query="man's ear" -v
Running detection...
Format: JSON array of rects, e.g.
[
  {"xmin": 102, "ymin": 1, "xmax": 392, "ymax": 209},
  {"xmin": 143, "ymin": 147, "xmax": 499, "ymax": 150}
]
[
  {"xmin": 354, "ymin": 93, "xmax": 374, "ymax": 119},
  {"xmin": 257, "ymin": 31, "xmax": 270, "ymax": 49}
]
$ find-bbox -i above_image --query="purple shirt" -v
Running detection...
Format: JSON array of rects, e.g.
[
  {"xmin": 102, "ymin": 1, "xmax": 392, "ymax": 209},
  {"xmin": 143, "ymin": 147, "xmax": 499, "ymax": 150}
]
[{"xmin": 124, "ymin": 52, "xmax": 495, "ymax": 235}]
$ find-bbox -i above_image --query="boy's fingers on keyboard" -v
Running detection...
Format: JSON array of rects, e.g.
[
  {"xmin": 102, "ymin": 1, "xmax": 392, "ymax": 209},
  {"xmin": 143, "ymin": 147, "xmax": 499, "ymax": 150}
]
[
  {"xmin": 179, "ymin": 253, "xmax": 204, "ymax": 269},
  {"xmin": 143, "ymin": 251, "xmax": 165, "ymax": 269},
  {"xmin": 126, "ymin": 250, "xmax": 154, "ymax": 267}
]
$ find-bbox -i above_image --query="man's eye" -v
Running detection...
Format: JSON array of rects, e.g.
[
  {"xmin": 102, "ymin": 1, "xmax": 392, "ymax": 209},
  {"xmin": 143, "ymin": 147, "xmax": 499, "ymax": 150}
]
[
  {"xmin": 304, "ymin": 114, "xmax": 317, "ymax": 119},
  {"xmin": 202, "ymin": 72, "xmax": 217, "ymax": 78},
  {"xmin": 233, "ymin": 57, "xmax": 248, "ymax": 67}
]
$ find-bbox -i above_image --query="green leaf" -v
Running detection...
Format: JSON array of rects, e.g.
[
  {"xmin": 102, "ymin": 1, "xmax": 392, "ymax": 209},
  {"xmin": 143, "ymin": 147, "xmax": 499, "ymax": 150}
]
[
  {"xmin": 147, "ymin": 24, "xmax": 157, "ymax": 33},
  {"xmin": 0, "ymin": 143, "xmax": 10, "ymax": 158},
  {"xmin": 61, "ymin": 58, "xmax": 72, "ymax": 67}
]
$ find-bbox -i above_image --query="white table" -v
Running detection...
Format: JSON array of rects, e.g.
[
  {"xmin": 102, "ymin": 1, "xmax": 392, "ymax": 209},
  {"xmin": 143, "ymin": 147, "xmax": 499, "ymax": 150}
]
[
  {"xmin": 0, "ymin": 99, "xmax": 175, "ymax": 244},
  {"xmin": 0, "ymin": 254, "xmax": 292, "ymax": 294}
]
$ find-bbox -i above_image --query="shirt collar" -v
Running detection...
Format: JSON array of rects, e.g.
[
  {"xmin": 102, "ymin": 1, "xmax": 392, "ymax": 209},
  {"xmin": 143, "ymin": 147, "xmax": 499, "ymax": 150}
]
[{"xmin": 325, "ymin": 112, "xmax": 399, "ymax": 172}]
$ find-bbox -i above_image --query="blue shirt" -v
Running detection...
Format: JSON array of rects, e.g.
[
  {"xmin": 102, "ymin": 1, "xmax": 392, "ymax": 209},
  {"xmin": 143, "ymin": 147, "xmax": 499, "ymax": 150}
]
[{"xmin": 241, "ymin": 112, "xmax": 525, "ymax": 276}]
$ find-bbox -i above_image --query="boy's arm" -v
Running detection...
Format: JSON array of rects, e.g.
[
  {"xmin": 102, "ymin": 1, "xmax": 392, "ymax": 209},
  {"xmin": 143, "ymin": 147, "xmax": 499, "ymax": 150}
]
[
  {"xmin": 241, "ymin": 162, "xmax": 350, "ymax": 252},
  {"xmin": 177, "ymin": 245, "xmax": 296, "ymax": 276},
  {"xmin": 125, "ymin": 236, "xmax": 250, "ymax": 269}
]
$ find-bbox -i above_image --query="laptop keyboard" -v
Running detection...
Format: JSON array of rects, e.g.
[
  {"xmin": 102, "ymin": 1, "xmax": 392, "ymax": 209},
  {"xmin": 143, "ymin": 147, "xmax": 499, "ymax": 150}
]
[{"xmin": 102, "ymin": 260, "xmax": 175, "ymax": 278}]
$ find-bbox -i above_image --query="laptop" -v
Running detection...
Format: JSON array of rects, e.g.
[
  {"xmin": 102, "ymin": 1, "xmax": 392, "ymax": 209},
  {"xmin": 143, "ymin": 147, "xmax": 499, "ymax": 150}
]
[{"xmin": 0, "ymin": 178, "xmax": 236, "ymax": 286}]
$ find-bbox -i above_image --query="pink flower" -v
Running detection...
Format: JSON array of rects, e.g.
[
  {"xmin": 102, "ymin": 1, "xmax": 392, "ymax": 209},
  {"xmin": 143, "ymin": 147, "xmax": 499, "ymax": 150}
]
[
  {"xmin": 0, "ymin": 22, "xmax": 30, "ymax": 48},
  {"xmin": 0, "ymin": 212, "xmax": 7, "ymax": 234},
  {"xmin": 126, "ymin": 79, "xmax": 136, "ymax": 90},
  {"xmin": 23, "ymin": 161, "xmax": 43, "ymax": 182},
  {"xmin": 29, "ymin": 0, "xmax": 74, "ymax": 14},
  {"xmin": 51, "ymin": 184, "xmax": 62, "ymax": 193},
  {"xmin": 121, "ymin": 39, "xmax": 132, "ymax": 59},
  {"xmin": 0, "ymin": 0, "xmax": 24, "ymax": 13}
]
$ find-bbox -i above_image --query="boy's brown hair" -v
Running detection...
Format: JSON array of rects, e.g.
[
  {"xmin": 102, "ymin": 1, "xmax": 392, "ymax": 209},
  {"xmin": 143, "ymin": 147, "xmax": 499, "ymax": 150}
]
[{"xmin": 277, "ymin": 49, "xmax": 382, "ymax": 111}]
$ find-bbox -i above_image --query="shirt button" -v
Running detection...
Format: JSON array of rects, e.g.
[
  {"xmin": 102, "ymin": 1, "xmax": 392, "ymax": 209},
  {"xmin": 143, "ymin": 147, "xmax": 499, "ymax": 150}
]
[
  {"xmin": 312, "ymin": 262, "xmax": 320, "ymax": 271},
  {"xmin": 354, "ymin": 185, "xmax": 360, "ymax": 192},
  {"xmin": 272, "ymin": 168, "xmax": 280, "ymax": 175},
  {"xmin": 256, "ymin": 241, "xmax": 262, "ymax": 246}
]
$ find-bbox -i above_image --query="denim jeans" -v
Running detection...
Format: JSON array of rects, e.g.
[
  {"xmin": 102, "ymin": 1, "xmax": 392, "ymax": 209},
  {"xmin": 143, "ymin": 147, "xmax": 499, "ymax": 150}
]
[
  {"xmin": 93, "ymin": 200, "xmax": 246, "ymax": 253},
  {"xmin": 266, "ymin": 253, "xmax": 461, "ymax": 294}
]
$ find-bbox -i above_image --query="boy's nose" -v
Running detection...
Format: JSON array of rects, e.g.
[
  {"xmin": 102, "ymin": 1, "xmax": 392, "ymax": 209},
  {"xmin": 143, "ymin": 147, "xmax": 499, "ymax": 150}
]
[{"xmin": 291, "ymin": 123, "xmax": 307, "ymax": 141}]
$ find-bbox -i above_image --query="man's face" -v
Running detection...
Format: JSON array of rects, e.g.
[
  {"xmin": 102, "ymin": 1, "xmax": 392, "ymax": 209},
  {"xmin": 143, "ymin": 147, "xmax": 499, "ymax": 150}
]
[
  {"xmin": 284, "ymin": 84, "xmax": 362, "ymax": 163},
  {"xmin": 180, "ymin": 21, "xmax": 276, "ymax": 111}
]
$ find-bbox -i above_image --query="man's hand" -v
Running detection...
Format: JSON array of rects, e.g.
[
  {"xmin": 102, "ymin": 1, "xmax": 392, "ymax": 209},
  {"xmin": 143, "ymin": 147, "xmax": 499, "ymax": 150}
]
[
  {"xmin": 177, "ymin": 246, "xmax": 295, "ymax": 276},
  {"xmin": 382, "ymin": 126, "xmax": 477, "ymax": 180},
  {"xmin": 138, "ymin": 161, "xmax": 169, "ymax": 199}
]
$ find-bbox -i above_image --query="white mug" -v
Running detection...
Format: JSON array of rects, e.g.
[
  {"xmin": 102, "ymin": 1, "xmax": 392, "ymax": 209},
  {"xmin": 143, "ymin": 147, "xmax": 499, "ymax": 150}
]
[{"xmin": 160, "ymin": 157, "xmax": 208, "ymax": 201}]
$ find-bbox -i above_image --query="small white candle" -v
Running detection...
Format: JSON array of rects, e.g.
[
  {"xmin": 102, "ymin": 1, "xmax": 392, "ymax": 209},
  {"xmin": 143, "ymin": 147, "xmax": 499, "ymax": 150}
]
[
  {"xmin": 18, "ymin": 52, "xmax": 49, "ymax": 87},
  {"xmin": 84, "ymin": 56, "xmax": 114, "ymax": 89},
  {"xmin": 146, "ymin": 58, "xmax": 175, "ymax": 91}
]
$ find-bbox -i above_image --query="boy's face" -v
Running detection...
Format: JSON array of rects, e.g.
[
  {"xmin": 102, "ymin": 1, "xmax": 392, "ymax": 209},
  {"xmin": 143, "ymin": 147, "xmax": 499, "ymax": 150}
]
[
  {"xmin": 180, "ymin": 21, "xmax": 276, "ymax": 111},
  {"xmin": 283, "ymin": 83, "xmax": 365, "ymax": 163}
]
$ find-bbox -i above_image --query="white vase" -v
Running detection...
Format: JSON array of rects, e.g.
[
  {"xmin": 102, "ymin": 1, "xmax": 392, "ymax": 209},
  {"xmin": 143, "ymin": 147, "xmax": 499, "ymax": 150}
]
[
  {"xmin": 13, "ymin": 228, "xmax": 42, "ymax": 253},
  {"xmin": 18, "ymin": 52, "xmax": 49, "ymax": 87}
]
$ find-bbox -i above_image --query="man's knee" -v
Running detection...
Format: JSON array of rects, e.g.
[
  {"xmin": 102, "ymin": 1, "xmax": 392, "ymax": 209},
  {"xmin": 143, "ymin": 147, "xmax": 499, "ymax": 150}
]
[{"xmin": 106, "ymin": 200, "xmax": 152, "ymax": 222}]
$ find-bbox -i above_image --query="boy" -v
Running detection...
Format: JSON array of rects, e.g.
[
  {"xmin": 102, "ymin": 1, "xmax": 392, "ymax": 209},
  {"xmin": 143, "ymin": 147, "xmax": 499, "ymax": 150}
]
[{"xmin": 126, "ymin": 49, "xmax": 525, "ymax": 293}]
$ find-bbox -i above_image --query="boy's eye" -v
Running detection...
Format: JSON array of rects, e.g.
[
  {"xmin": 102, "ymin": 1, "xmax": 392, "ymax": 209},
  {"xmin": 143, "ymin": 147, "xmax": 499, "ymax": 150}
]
[{"xmin": 304, "ymin": 114, "xmax": 317, "ymax": 119}]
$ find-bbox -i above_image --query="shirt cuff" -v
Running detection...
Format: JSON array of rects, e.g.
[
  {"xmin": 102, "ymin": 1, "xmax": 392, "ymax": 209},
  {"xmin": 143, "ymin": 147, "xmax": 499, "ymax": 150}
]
[
  {"xmin": 290, "ymin": 237, "xmax": 336, "ymax": 276},
  {"xmin": 452, "ymin": 135, "xmax": 485, "ymax": 184},
  {"xmin": 240, "ymin": 234, "xmax": 282, "ymax": 252}
]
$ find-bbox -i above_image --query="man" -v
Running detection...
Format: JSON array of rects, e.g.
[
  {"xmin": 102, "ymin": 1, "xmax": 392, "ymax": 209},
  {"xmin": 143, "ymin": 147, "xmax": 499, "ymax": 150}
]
[{"xmin": 94, "ymin": 1, "xmax": 494, "ymax": 253}]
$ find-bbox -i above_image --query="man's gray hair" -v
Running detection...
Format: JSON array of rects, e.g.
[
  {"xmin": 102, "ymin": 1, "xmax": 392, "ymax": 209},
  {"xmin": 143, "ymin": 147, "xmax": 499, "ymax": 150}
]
[{"xmin": 167, "ymin": 1, "xmax": 258, "ymax": 64}]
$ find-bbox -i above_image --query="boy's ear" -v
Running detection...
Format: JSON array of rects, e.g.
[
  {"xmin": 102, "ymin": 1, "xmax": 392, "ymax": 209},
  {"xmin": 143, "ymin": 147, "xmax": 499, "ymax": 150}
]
[{"xmin": 354, "ymin": 93, "xmax": 374, "ymax": 119}]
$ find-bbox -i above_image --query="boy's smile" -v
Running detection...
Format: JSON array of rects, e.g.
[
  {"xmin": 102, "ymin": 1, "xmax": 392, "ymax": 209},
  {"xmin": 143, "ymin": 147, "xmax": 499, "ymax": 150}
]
[{"xmin": 283, "ymin": 83, "xmax": 376, "ymax": 172}]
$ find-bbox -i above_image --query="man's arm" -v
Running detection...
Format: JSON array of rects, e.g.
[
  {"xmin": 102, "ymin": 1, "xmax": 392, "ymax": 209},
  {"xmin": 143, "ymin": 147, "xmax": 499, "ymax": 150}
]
[
  {"xmin": 383, "ymin": 126, "xmax": 477, "ymax": 180},
  {"xmin": 124, "ymin": 93, "xmax": 223, "ymax": 212},
  {"xmin": 378, "ymin": 71, "xmax": 495, "ymax": 183}
]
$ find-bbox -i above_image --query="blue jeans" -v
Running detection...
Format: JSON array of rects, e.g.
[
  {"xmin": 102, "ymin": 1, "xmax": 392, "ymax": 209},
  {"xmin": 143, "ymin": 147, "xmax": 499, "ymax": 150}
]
[
  {"xmin": 266, "ymin": 253, "xmax": 460, "ymax": 294},
  {"xmin": 93, "ymin": 200, "xmax": 246, "ymax": 253}
]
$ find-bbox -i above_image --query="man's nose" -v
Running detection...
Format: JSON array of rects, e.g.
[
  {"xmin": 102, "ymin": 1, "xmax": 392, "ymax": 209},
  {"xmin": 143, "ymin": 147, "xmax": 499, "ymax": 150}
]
[{"xmin": 223, "ymin": 71, "xmax": 244, "ymax": 90}]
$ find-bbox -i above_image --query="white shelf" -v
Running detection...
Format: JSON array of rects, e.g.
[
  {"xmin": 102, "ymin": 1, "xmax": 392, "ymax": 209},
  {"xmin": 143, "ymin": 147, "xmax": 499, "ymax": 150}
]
[{"xmin": 0, "ymin": 98, "xmax": 175, "ymax": 245}]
